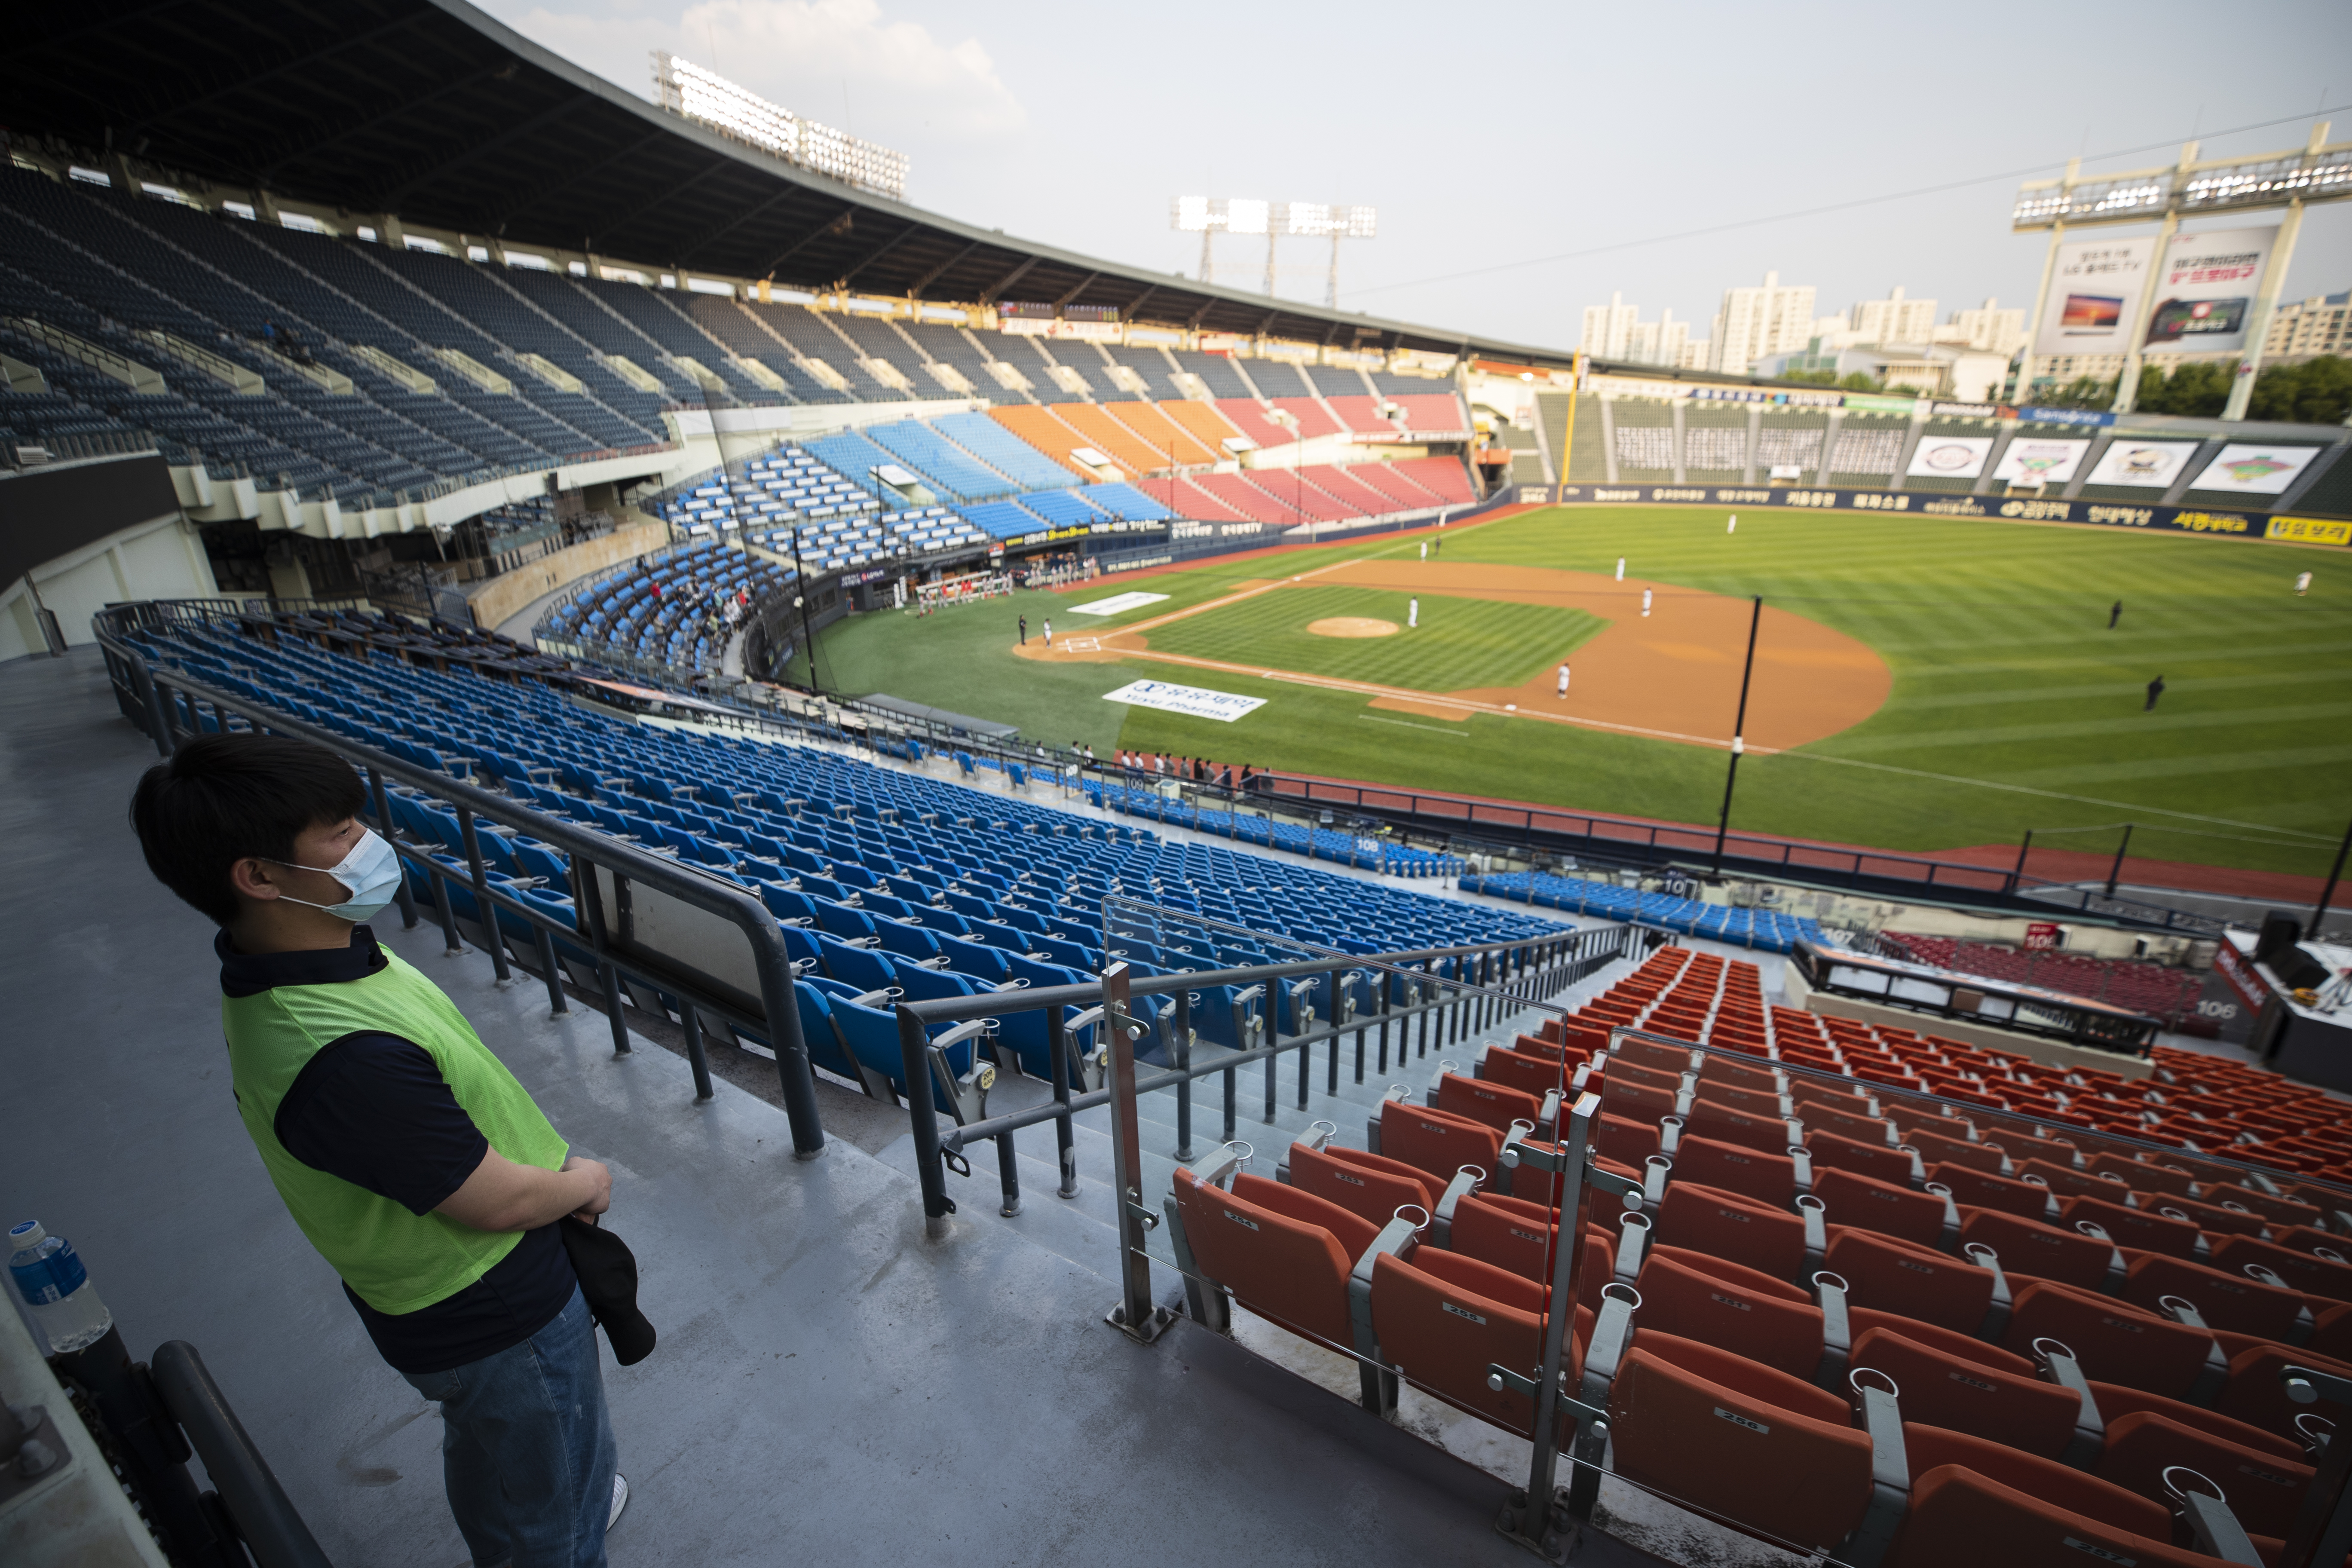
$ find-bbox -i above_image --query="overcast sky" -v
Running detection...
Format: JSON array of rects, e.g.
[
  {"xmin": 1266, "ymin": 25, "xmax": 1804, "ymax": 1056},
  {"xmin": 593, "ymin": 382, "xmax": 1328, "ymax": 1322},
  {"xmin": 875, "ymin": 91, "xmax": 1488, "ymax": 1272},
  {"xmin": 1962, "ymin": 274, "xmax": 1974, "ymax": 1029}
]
[{"xmin": 478, "ymin": 0, "xmax": 2352, "ymax": 352}]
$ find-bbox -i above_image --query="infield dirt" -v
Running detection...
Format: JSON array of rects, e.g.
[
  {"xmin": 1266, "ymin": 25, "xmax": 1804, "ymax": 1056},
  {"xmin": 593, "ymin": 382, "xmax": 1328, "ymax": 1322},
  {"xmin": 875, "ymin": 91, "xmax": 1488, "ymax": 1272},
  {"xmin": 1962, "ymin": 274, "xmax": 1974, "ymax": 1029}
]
[{"xmin": 1015, "ymin": 556, "xmax": 1888, "ymax": 750}]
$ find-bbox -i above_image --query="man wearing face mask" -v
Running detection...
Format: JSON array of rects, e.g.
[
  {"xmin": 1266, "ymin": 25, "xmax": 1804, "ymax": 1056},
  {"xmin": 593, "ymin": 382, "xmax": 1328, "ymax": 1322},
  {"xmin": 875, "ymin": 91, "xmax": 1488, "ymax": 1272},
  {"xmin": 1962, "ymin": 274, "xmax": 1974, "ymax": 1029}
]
[{"xmin": 129, "ymin": 734, "xmax": 626, "ymax": 1568}]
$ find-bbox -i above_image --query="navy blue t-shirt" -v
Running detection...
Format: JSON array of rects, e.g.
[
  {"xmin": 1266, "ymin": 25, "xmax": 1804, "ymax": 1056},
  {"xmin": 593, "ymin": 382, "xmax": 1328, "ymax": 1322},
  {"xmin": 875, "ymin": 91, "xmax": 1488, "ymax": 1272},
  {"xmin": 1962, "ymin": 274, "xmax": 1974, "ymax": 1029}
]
[{"xmin": 219, "ymin": 927, "xmax": 576, "ymax": 1374}]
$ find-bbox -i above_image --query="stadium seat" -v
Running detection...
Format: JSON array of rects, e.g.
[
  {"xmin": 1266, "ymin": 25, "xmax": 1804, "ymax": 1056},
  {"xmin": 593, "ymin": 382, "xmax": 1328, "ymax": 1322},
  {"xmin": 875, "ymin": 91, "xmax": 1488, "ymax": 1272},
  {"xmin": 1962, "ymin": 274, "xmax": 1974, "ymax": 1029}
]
[
  {"xmin": 1633, "ymin": 1248, "xmax": 1841, "ymax": 1384},
  {"xmin": 1605, "ymin": 1344, "xmax": 1877, "ymax": 1556}
]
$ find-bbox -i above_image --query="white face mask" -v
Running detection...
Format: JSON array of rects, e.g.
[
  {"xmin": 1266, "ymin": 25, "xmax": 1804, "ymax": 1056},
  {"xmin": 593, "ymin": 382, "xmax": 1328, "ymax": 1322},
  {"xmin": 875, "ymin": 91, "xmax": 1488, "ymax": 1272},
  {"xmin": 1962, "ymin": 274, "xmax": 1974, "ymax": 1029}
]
[{"xmin": 270, "ymin": 827, "xmax": 404, "ymax": 923}]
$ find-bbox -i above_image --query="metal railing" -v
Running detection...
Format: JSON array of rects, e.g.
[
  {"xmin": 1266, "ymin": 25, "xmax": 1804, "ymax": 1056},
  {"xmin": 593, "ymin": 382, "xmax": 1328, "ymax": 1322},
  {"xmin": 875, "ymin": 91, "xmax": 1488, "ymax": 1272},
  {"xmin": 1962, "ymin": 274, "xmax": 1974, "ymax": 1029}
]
[
  {"xmin": 1256, "ymin": 772, "xmax": 2230, "ymax": 935},
  {"xmin": 887, "ymin": 912, "xmax": 1645, "ymax": 1246},
  {"xmin": 93, "ymin": 609, "xmax": 829, "ymax": 1157}
]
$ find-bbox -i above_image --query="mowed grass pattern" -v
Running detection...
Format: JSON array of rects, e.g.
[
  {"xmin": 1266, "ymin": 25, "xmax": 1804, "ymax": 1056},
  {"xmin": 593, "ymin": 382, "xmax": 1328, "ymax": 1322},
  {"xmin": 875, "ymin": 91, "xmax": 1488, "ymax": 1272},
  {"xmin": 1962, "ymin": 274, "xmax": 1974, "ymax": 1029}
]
[
  {"xmin": 1141, "ymin": 584, "xmax": 1606, "ymax": 692},
  {"xmin": 803, "ymin": 508, "xmax": 2352, "ymax": 878}
]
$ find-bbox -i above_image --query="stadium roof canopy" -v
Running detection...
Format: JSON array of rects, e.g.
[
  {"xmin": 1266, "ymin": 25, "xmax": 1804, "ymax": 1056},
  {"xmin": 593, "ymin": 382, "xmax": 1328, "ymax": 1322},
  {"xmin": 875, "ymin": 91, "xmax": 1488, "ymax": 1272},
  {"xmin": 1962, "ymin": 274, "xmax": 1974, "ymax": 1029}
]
[{"xmin": 6, "ymin": 0, "xmax": 1577, "ymax": 366}]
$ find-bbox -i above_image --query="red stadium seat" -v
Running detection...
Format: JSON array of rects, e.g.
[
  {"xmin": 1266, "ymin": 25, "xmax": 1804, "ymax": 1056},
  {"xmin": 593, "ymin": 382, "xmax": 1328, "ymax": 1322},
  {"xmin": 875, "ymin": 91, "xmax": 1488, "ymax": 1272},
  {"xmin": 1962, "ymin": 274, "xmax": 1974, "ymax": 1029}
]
[
  {"xmin": 2211, "ymin": 1233, "xmax": 2352, "ymax": 1305},
  {"xmin": 1286, "ymin": 1142, "xmax": 1434, "ymax": 1232},
  {"xmin": 2092, "ymin": 1410, "xmax": 2314, "ymax": 1537},
  {"xmin": 1634, "ymin": 1249, "xmax": 1827, "ymax": 1381},
  {"xmin": 2002, "ymin": 1280, "xmax": 2219, "ymax": 1400},
  {"xmin": 2118, "ymin": 1251, "xmax": 2312, "ymax": 1343},
  {"xmin": 1807, "ymin": 1129, "xmax": 1923, "ymax": 1187},
  {"xmin": 1685, "ymin": 1099, "xmax": 1797, "ymax": 1156},
  {"xmin": 1905, "ymin": 1126, "xmax": 2008, "ymax": 1175},
  {"xmin": 1847, "ymin": 1325, "xmax": 2080, "ymax": 1459},
  {"xmin": 1931, "ymin": 1164, "xmax": 2055, "ymax": 1221},
  {"xmin": 1434, "ymin": 1071, "xmax": 1542, "ymax": 1135},
  {"xmin": 2060, "ymin": 1194, "xmax": 2207, "ymax": 1263},
  {"xmin": 1377, "ymin": 1099, "xmax": 1503, "ymax": 1187},
  {"xmin": 1884, "ymin": 1439, "xmax": 2214, "ymax": 1568},
  {"xmin": 1479, "ymin": 1044, "xmax": 1573, "ymax": 1101},
  {"xmin": 1606, "ymin": 1345, "xmax": 1875, "ymax": 1556},
  {"xmin": 1368, "ymin": 1249, "xmax": 1554, "ymax": 1433},
  {"xmin": 1672, "ymin": 1135, "xmax": 1801, "ymax": 1207},
  {"xmin": 1825, "ymin": 1229, "xmax": 2000, "ymax": 1336},
  {"xmin": 1169, "ymin": 1169, "xmax": 1364, "ymax": 1348},
  {"xmin": 1653, "ymin": 1180, "xmax": 1809, "ymax": 1281},
  {"xmin": 1813, "ymin": 1167, "xmax": 1951, "ymax": 1249},
  {"xmin": 1959, "ymin": 1207, "xmax": 2119, "ymax": 1292}
]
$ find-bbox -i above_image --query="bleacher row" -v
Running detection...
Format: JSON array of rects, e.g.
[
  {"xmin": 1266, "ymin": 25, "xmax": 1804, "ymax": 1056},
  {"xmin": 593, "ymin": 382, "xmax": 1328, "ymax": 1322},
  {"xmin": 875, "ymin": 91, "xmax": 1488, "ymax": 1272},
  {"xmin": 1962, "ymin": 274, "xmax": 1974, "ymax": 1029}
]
[
  {"xmin": 1086, "ymin": 778, "xmax": 1465, "ymax": 879},
  {"xmin": 1888, "ymin": 931, "xmax": 2207, "ymax": 1025},
  {"xmin": 538, "ymin": 541, "xmax": 787, "ymax": 673},
  {"xmin": 1165, "ymin": 943, "xmax": 2352, "ymax": 1565},
  {"xmin": 0, "ymin": 164, "xmax": 1474, "ymax": 530},
  {"xmin": 1464, "ymin": 868, "xmax": 1829, "ymax": 954},
  {"xmin": 651, "ymin": 414, "xmax": 1470, "ymax": 549},
  {"xmin": 127, "ymin": 608, "xmax": 1570, "ymax": 1106},
  {"xmin": 1562, "ymin": 946, "xmax": 2352, "ymax": 1182}
]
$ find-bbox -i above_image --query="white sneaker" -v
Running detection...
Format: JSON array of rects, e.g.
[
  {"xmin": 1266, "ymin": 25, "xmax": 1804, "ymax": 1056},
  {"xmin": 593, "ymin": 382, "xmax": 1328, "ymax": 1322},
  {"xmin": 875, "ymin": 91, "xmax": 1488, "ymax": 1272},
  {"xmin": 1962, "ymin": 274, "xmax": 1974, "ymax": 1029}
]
[{"xmin": 608, "ymin": 1473, "xmax": 629, "ymax": 1531}]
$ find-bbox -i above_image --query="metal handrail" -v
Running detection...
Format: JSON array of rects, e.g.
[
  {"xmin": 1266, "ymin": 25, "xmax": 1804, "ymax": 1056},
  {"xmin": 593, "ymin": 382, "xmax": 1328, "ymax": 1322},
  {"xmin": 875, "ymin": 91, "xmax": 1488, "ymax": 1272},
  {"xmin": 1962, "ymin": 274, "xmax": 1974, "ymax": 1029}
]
[
  {"xmin": 889, "ymin": 916, "xmax": 1646, "ymax": 1241},
  {"xmin": 93, "ymin": 612, "xmax": 828, "ymax": 1157},
  {"xmin": 149, "ymin": 1341, "xmax": 334, "ymax": 1568}
]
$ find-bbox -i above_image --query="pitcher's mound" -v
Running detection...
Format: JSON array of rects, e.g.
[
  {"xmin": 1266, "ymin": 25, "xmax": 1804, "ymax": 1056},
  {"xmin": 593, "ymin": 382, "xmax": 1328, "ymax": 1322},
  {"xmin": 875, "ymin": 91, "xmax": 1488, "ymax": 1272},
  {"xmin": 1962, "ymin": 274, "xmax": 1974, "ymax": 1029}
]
[{"xmin": 1309, "ymin": 617, "xmax": 1399, "ymax": 638}]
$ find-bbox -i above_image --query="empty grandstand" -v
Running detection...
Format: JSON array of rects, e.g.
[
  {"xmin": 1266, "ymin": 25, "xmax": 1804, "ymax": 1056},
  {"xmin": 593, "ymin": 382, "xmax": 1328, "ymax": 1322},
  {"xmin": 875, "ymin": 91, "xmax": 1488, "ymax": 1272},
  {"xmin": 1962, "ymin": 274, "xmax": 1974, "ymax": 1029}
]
[{"xmin": 12, "ymin": 6, "xmax": 2352, "ymax": 1568}]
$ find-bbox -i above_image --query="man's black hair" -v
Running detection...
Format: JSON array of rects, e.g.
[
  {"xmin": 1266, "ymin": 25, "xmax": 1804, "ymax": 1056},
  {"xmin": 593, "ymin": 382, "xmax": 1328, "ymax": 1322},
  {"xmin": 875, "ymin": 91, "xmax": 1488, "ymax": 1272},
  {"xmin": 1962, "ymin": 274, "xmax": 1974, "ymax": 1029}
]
[{"xmin": 130, "ymin": 733, "xmax": 369, "ymax": 925}]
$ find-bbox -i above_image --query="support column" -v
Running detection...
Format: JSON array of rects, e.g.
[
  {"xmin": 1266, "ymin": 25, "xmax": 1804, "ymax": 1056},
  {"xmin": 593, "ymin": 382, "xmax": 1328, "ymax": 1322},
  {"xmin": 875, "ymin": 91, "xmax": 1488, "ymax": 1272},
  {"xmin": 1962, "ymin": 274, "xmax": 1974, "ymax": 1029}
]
[
  {"xmin": 2112, "ymin": 142, "xmax": 2199, "ymax": 415},
  {"xmin": 2013, "ymin": 161, "xmax": 2076, "ymax": 406},
  {"xmin": 2223, "ymin": 188, "xmax": 2313, "ymax": 421}
]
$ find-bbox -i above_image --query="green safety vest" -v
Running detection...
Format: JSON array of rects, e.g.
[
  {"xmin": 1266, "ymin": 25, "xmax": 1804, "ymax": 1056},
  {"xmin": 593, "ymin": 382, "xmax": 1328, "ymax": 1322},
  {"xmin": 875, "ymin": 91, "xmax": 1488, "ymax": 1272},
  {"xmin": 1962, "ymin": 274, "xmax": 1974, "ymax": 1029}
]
[{"xmin": 223, "ymin": 944, "xmax": 567, "ymax": 1315}]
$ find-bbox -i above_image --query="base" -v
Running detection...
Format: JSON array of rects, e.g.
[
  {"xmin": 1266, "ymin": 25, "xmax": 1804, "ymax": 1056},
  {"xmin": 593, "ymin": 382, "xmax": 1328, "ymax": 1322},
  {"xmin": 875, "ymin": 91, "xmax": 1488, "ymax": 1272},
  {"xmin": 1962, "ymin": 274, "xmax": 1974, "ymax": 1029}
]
[{"xmin": 1104, "ymin": 1300, "xmax": 1179, "ymax": 1344}]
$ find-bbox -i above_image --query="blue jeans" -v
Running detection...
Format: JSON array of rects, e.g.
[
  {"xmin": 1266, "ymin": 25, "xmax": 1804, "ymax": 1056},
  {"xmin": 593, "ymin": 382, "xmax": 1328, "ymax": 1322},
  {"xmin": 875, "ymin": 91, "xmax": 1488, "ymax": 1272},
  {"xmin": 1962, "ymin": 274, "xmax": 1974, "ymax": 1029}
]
[{"xmin": 402, "ymin": 1287, "xmax": 618, "ymax": 1568}]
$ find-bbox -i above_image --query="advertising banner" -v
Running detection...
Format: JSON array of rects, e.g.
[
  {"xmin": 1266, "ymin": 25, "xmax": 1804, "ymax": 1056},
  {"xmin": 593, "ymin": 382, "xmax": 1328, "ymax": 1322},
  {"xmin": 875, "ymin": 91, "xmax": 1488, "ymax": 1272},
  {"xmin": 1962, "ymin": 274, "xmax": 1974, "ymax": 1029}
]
[
  {"xmin": 2143, "ymin": 227, "xmax": 2277, "ymax": 354},
  {"xmin": 2033, "ymin": 237, "xmax": 2156, "ymax": 356},
  {"xmin": 1101, "ymin": 679, "xmax": 1267, "ymax": 723},
  {"xmin": 1995, "ymin": 437, "xmax": 2091, "ymax": 487},
  {"xmin": 1906, "ymin": 436, "xmax": 1995, "ymax": 479},
  {"xmin": 2268, "ymin": 516, "xmax": 2352, "ymax": 547},
  {"xmin": 1545, "ymin": 483, "xmax": 2281, "ymax": 538},
  {"xmin": 2190, "ymin": 443, "xmax": 2321, "ymax": 494},
  {"xmin": 2085, "ymin": 439, "xmax": 2203, "ymax": 488}
]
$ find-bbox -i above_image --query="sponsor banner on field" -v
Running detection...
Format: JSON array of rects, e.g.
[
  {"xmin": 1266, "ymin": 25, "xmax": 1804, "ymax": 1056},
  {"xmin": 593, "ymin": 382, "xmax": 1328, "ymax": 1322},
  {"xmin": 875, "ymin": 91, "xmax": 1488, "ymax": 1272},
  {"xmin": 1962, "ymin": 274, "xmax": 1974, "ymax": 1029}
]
[
  {"xmin": 2085, "ymin": 439, "xmax": 2202, "ymax": 488},
  {"xmin": 2034, "ymin": 237, "xmax": 2157, "ymax": 356},
  {"xmin": 2190, "ymin": 443, "xmax": 2321, "ymax": 495},
  {"xmin": 1906, "ymin": 436, "xmax": 1995, "ymax": 479},
  {"xmin": 2268, "ymin": 516, "xmax": 2352, "ymax": 547},
  {"xmin": 1995, "ymin": 437, "xmax": 2091, "ymax": 487},
  {"xmin": 1069, "ymin": 591, "xmax": 1169, "ymax": 616},
  {"xmin": 1101, "ymin": 679, "xmax": 1267, "ymax": 723},
  {"xmin": 2144, "ymin": 227, "xmax": 2277, "ymax": 355},
  {"xmin": 1544, "ymin": 483, "xmax": 2285, "ymax": 537}
]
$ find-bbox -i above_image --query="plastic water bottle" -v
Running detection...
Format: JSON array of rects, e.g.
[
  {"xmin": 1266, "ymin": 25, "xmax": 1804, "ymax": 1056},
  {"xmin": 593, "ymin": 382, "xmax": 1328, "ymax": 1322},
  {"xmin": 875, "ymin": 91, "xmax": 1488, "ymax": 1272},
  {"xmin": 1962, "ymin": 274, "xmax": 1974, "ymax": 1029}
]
[{"xmin": 8, "ymin": 1220, "xmax": 113, "ymax": 1355}]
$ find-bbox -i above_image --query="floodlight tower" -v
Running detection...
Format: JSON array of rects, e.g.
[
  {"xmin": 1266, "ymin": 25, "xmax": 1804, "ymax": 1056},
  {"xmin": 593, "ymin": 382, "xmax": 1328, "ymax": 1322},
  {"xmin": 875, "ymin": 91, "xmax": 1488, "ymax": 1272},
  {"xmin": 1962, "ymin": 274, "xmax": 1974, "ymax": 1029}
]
[
  {"xmin": 1273, "ymin": 204, "xmax": 1379, "ymax": 308},
  {"xmin": 1171, "ymin": 196, "xmax": 1270, "ymax": 288}
]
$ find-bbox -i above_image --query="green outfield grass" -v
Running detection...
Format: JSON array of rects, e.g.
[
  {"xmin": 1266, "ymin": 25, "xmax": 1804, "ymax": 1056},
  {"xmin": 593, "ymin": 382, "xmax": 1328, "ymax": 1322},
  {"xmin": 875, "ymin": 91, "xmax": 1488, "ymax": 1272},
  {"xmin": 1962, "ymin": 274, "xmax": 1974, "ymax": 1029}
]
[
  {"xmin": 795, "ymin": 508, "xmax": 2352, "ymax": 880},
  {"xmin": 1141, "ymin": 583, "xmax": 1605, "ymax": 692}
]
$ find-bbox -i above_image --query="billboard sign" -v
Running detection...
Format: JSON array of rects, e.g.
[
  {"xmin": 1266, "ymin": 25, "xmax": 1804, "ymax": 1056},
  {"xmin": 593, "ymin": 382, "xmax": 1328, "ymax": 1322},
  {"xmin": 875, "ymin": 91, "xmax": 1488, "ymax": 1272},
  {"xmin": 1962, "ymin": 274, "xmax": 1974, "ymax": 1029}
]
[
  {"xmin": 2190, "ymin": 443, "xmax": 2321, "ymax": 494},
  {"xmin": 2085, "ymin": 439, "xmax": 2202, "ymax": 489},
  {"xmin": 2142, "ymin": 227, "xmax": 2277, "ymax": 354},
  {"xmin": 1906, "ymin": 436, "xmax": 1995, "ymax": 479},
  {"xmin": 1996, "ymin": 437, "xmax": 2091, "ymax": 487},
  {"xmin": 2032, "ymin": 237, "xmax": 2156, "ymax": 356}
]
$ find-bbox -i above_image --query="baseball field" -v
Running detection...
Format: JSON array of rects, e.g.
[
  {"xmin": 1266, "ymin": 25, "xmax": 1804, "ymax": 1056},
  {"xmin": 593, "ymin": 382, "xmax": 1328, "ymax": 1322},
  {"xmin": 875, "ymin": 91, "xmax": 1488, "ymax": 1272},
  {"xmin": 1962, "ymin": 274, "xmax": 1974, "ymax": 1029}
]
[{"xmin": 789, "ymin": 505, "xmax": 2351, "ymax": 885}]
